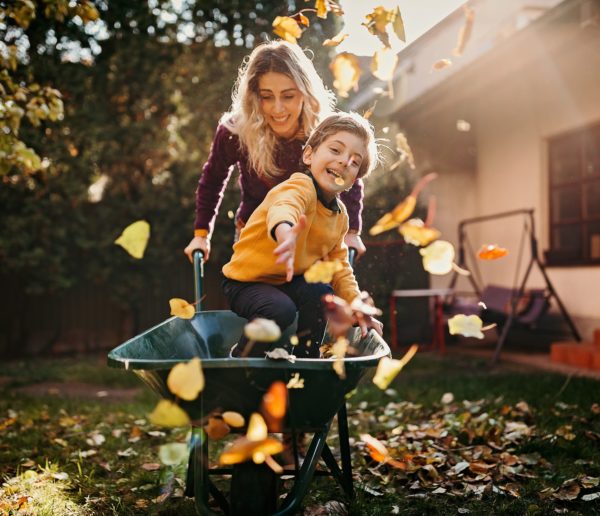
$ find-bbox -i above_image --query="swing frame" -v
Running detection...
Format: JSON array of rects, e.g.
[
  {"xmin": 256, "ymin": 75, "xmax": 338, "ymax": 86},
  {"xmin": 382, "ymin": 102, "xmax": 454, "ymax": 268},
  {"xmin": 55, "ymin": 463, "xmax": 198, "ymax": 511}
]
[{"xmin": 448, "ymin": 208, "xmax": 581, "ymax": 363}]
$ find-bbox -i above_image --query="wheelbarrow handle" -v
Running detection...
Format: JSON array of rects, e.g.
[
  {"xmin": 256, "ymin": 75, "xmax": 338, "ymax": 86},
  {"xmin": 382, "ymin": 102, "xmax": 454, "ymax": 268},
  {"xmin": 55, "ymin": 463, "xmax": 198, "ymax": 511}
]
[
  {"xmin": 193, "ymin": 250, "xmax": 204, "ymax": 312},
  {"xmin": 348, "ymin": 247, "xmax": 357, "ymax": 268}
]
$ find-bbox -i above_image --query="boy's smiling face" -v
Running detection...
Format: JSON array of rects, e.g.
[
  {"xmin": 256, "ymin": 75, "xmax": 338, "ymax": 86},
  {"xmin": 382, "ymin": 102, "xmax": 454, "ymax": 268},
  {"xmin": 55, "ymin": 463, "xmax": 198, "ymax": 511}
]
[{"xmin": 302, "ymin": 131, "xmax": 365, "ymax": 202}]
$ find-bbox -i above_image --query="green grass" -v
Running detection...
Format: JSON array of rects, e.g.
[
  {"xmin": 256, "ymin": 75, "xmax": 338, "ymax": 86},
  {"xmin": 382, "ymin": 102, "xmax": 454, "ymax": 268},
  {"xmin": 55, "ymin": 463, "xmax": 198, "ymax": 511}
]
[{"xmin": 0, "ymin": 355, "xmax": 599, "ymax": 515}]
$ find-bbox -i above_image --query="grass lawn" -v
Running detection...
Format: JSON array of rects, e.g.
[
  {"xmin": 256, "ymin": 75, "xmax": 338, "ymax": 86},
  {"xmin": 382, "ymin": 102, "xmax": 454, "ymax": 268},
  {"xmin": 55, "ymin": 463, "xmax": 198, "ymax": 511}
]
[{"xmin": 0, "ymin": 353, "xmax": 599, "ymax": 515}]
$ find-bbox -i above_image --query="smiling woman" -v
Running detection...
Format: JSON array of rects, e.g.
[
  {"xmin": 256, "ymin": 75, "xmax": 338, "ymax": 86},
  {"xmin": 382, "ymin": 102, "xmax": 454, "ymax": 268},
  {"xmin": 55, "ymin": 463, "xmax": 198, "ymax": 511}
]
[{"xmin": 183, "ymin": 40, "xmax": 368, "ymax": 262}]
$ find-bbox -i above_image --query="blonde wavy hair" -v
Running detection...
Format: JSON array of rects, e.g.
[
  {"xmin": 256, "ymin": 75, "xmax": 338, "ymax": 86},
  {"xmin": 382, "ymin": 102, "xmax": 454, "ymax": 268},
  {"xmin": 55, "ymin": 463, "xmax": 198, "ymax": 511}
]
[{"xmin": 221, "ymin": 41, "xmax": 336, "ymax": 181}]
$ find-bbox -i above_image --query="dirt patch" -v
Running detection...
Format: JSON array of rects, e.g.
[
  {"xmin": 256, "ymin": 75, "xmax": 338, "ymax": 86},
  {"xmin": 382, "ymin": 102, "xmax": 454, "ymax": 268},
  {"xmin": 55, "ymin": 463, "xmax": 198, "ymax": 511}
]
[{"xmin": 12, "ymin": 381, "xmax": 142, "ymax": 401}]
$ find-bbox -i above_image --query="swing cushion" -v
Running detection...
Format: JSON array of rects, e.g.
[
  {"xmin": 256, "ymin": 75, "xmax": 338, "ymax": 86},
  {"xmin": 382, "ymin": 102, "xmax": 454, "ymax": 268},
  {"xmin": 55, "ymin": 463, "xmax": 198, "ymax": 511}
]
[{"xmin": 480, "ymin": 285, "xmax": 548, "ymax": 326}]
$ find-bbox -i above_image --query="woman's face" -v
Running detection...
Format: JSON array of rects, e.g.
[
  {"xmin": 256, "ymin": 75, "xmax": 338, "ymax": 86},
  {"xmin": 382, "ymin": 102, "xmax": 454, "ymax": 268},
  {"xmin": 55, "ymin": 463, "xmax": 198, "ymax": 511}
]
[{"xmin": 257, "ymin": 72, "xmax": 304, "ymax": 139}]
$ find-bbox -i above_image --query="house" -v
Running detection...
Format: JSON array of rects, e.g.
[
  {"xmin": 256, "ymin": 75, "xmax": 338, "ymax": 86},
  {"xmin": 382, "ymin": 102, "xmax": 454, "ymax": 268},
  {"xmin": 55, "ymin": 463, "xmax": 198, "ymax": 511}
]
[{"xmin": 351, "ymin": 0, "xmax": 600, "ymax": 341}]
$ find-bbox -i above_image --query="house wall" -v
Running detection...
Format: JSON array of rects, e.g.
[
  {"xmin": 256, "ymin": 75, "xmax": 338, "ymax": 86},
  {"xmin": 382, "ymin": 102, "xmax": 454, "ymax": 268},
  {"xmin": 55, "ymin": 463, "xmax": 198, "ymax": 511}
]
[{"xmin": 473, "ymin": 23, "xmax": 600, "ymax": 339}]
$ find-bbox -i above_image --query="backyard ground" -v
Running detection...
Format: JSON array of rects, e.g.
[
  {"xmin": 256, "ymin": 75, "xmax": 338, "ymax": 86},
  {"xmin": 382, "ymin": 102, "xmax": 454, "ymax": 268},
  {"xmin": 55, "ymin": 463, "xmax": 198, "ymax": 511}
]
[{"xmin": 0, "ymin": 352, "xmax": 599, "ymax": 515}]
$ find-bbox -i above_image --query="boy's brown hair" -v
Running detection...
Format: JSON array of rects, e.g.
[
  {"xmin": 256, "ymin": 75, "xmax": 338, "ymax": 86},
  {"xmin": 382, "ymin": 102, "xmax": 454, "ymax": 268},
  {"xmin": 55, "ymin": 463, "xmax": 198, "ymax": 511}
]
[{"xmin": 304, "ymin": 111, "xmax": 379, "ymax": 179}]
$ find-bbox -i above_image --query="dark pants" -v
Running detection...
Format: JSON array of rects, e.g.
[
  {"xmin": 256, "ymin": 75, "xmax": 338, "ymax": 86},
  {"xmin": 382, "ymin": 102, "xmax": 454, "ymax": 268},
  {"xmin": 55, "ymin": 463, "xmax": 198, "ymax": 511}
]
[{"xmin": 223, "ymin": 276, "xmax": 333, "ymax": 358}]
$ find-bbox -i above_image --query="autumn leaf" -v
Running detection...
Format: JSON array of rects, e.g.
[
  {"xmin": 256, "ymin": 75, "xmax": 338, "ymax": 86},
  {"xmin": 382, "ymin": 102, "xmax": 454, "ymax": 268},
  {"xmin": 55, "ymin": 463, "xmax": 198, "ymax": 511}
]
[
  {"xmin": 372, "ymin": 344, "xmax": 418, "ymax": 390},
  {"xmin": 304, "ymin": 259, "xmax": 343, "ymax": 283},
  {"xmin": 244, "ymin": 318, "xmax": 281, "ymax": 342},
  {"xmin": 315, "ymin": 0, "xmax": 328, "ymax": 19},
  {"xmin": 247, "ymin": 412, "xmax": 268, "ymax": 441},
  {"xmin": 448, "ymin": 314, "xmax": 484, "ymax": 339},
  {"xmin": 222, "ymin": 411, "xmax": 245, "ymax": 428},
  {"xmin": 148, "ymin": 400, "xmax": 190, "ymax": 427},
  {"xmin": 323, "ymin": 31, "xmax": 349, "ymax": 47},
  {"xmin": 114, "ymin": 220, "xmax": 150, "ymax": 259},
  {"xmin": 453, "ymin": 5, "xmax": 475, "ymax": 57},
  {"xmin": 272, "ymin": 16, "xmax": 303, "ymax": 44},
  {"xmin": 322, "ymin": 293, "xmax": 354, "ymax": 339},
  {"xmin": 219, "ymin": 436, "xmax": 284, "ymax": 467},
  {"xmin": 331, "ymin": 336, "xmax": 349, "ymax": 379},
  {"xmin": 330, "ymin": 53, "xmax": 362, "ymax": 98},
  {"xmin": 400, "ymin": 219, "xmax": 441, "ymax": 247},
  {"xmin": 261, "ymin": 381, "xmax": 287, "ymax": 431},
  {"xmin": 286, "ymin": 372, "xmax": 305, "ymax": 389},
  {"xmin": 432, "ymin": 58, "xmax": 452, "ymax": 71},
  {"xmin": 167, "ymin": 357, "xmax": 205, "ymax": 401},
  {"xmin": 395, "ymin": 132, "xmax": 415, "ymax": 169},
  {"xmin": 362, "ymin": 6, "xmax": 404, "ymax": 48},
  {"xmin": 420, "ymin": 240, "xmax": 455, "ymax": 275},
  {"xmin": 478, "ymin": 244, "xmax": 509, "ymax": 260},
  {"xmin": 204, "ymin": 417, "xmax": 230, "ymax": 440},
  {"xmin": 168, "ymin": 298, "xmax": 195, "ymax": 319},
  {"xmin": 371, "ymin": 48, "xmax": 398, "ymax": 82},
  {"xmin": 295, "ymin": 12, "xmax": 310, "ymax": 27},
  {"xmin": 359, "ymin": 433, "xmax": 406, "ymax": 468}
]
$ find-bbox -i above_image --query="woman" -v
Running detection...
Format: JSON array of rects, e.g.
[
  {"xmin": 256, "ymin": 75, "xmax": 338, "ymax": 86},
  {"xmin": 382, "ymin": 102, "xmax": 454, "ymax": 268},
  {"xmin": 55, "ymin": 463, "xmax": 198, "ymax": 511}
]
[{"xmin": 184, "ymin": 40, "xmax": 366, "ymax": 261}]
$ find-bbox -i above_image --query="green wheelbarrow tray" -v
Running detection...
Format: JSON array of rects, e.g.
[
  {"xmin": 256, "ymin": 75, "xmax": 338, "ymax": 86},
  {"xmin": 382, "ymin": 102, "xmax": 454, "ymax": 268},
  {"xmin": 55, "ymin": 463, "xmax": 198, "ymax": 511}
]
[{"xmin": 107, "ymin": 251, "xmax": 391, "ymax": 515}]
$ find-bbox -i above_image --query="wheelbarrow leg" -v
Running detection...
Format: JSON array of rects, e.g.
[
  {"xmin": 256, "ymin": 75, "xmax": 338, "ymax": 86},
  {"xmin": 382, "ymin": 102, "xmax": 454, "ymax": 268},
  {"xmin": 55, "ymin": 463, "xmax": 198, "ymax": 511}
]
[
  {"xmin": 337, "ymin": 404, "xmax": 354, "ymax": 499},
  {"xmin": 273, "ymin": 421, "xmax": 332, "ymax": 516}
]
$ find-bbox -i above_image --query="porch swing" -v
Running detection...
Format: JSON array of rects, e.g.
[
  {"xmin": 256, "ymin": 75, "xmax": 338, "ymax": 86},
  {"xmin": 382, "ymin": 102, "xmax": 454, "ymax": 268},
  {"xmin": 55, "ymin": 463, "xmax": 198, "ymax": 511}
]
[{"xmin": 447, "ymin": 208, "xmax": 581, "ymax": 363}]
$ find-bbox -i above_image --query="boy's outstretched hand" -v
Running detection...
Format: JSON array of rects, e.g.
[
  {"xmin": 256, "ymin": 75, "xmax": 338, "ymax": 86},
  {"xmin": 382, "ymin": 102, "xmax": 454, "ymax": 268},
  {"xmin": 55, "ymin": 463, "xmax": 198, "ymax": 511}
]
[{"xmin": 273, "ymin": 215, "xmax": 307, "ymax": 282}]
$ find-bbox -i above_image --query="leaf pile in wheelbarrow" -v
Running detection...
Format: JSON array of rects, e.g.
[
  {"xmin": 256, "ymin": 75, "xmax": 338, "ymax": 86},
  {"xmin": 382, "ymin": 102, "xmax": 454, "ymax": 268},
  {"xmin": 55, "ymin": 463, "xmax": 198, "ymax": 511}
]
[{"xmin": 349, "ymin": 396, "xmax": 600, "ymax": 504}]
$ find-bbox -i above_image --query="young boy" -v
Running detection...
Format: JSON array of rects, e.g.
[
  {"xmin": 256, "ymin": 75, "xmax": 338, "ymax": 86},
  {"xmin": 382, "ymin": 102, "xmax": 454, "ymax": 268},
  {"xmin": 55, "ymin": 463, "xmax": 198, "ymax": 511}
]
[{"xmin": 222, "ymin": 112, "xmax": 382, "ymax": 358}]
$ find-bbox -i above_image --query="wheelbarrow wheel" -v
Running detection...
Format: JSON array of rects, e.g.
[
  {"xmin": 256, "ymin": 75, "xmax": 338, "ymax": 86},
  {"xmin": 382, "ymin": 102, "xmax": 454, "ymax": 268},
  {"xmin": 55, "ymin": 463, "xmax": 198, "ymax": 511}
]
[{"xmin": 230, "ymin": 462, "xmax": 279, "ymax": 515}]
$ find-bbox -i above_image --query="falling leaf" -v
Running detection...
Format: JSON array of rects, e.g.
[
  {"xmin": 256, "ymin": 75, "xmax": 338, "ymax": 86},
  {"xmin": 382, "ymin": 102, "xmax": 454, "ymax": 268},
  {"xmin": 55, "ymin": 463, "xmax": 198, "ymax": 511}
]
[
  {"xmin": 295, "ymin": 12, "xmax": 310, "ymax": 27},
  {"xmin": 323, "ymin": 31, "xmax": 348, "ymax": 47},
  {"xmin": 363, "ymin": 100, "xmax": 378, "ymax": 120},
  {"xmin": 400, "ymin": 219, "xmax": 441, "ymax": 247},
  {"xmin": 453, "ymin": 5, "xmax": 475, "ymax": 57},
  {"xmin": 219, "ymin": 437, "xmax": 284, "ymax": 466},
  {"xmin": 272, "ymin": 16, "xmax": 303, "ymax": 44},
  {"xmin": 362, "ymin": 6, "xmax": 404, "ymax": 47},
  {"xmin": 158, "ymin": 443, "xmax": 189, "ymax": 466},
  {"xmin": 261, "ymin": 382, "xmax": 287, "ymax": 432},
  {"xmin": 332, "ymin": 337, "xmax": 349, "ymax": 379},
  {"xmin": 286, "ymin": 372, "xmax": 305, "ymax": 389},
  {"xmin": 395, "ymin": 132, "xmax": 415, "ymax": 169},
  {"xmin": 432, "ymin": 58, "xmax": 452, "ymax": 71},
  {"xmin": 304, "ymin": 259, "xmax": 343, "ymax": 283},
  {"xmin": 87, "ymin": 174, "xmax": 109, "ymax": 203},
  {"xmin": 371, "ymin": 48, "xmax": 398, "ymax": 82},
  {"xmin": 315, "ymin": 0, "xmax": 328, "ymax": 18},
  {"xmin": 447, "ymin": 314, "xmax": 484, "ymax": 339},
  {"xmin": 222, "ymin": 411, "xmax": 245, "ymax": 428},
  {"xmin": 167, "ymin": 357, "xmax": 204, "ymax": 401},
  {"xmin": 244, "ymin": 318, "xmax": 281, "ymax": 342},
  {"xmin": 330, "ymin": 53, "xmax": 362, "ymax": 98},
  {"xmin": 420, "ymin": 240, "xmax": 455, "ymax": 275},
  {"xmin": 322, "ymin": 293, "xmax": 354, "ymax": 339},
  {"xmin": 168, "ymin": 298, "xmax": 195, "ymax": 319},
  {"xmin": 478, "ymin": 244, "xmax": 509, "ymax": 260},
  {"xmin": 372, "ymin": 344, "xmax": 418, "ymax": 389},
  {"xmin": 114, "ymin": 220, "xmax": 150, "ymax": 259},
  {"xmin": 265, "ymin": 348, "xmax": 296, "ymax": 361},
  {"xmin": 204, "ymin": 417, "xmax": 230, "ymax": 440},
  {"xmin": 246, "ymin": 412, "xmax": 268, "ymax": 441},
  {"xmin": 148, "ymin": 400, "xmax": 190, "ymax": 427}
]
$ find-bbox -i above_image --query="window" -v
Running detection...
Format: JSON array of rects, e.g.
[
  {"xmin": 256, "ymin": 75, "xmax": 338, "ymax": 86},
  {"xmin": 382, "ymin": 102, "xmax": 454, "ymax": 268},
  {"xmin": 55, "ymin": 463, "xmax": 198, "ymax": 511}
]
[{"xmin": 546, "ymin": 122, "xmax": 600, "ymax": 265}]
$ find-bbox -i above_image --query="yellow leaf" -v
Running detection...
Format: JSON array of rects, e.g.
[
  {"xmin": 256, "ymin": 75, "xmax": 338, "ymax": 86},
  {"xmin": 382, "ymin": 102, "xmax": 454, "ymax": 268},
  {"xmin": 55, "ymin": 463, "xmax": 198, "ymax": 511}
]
[
  {"xmin": 323, "ymin": 31, "xmax": 348, "ymax": 47},
  {"xmin": 219, "ymin": 437, "xmax": 284, "ymax": 466},
  {"xmin": 167, "ymin": 357, "xmax": 205, "ymax": 401},
  {"xmin": 247, "ymin": 412, "xmax": 268, "ymax": 441},
  {"xmin": 114, "ymin": 220, "xmax": 150, "ymax": 259},
  {"xmin": 272, "ymin": 16, "xmax": 303, "ymax": 44},
  {"xmin": 371, "ymin": 48, "xmax": 398, "ymax": 82},
  {"xmin": 244, "ymin": 318, "xmax": 281, "ymax": 342},
  {"xmin": 148, "ymin": 400, "xmax": 190, "ymax": 427},
  {"xmin": 362, "ymin": 6, "xmax": 394, "ymax": 48},
  {"xmin": 420, "ymin": 240, "xmax": 455, "ymax": 275},
  {"xmin": 315, "ymin": 0, "xmax": 328, "ymax": 19},
  {"xmin": 453, "ymin": 5, "xmax": 475, "ymax": 57},
  {"xmin": 392, "ymin": 6, "xmax": 406, "ymax": 42},
  {"xmin": 372, "ymin": 344, "xmax": 418, "ymax": 389},
  {"xmin": 399, "ymin": 219, "xmax": 441, "ymax": 247},
  {"xmin": 304, "ymin": 259, "xmax": 343, "ymax": 283},
  {"xmin": 431, "ymin": 58, "xmax": 452, "ymax": 71},
  {"xmin": 222, "ymin": 411, "xmax": 245, "ymax": 428},
  {"xmin": 330, "ymin": 53, "xmax": 362, "ymax": 98},
  {"xmin": 369, "ymin": 195, "xmax": 416, "ymax": 236},
  {"xmin": 169, "ymin": 298, "xmax": 195, "ymax": 319},
  {"xmin": 286, "ymin": 372, "xmax": 305, "ymax": 389},
  {"xmin": 331, "ymin": 337, "xmax": 349, "ymax": 379},
  {"xmin": 448, "ymin": 314, "xmax": 484, "ymax": 339}
]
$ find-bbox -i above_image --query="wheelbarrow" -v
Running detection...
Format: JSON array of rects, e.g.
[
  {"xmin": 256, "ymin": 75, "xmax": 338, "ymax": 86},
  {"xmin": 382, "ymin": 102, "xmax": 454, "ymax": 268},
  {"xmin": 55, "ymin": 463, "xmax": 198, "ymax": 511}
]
[{"xmin": 108, "ymin": 250, "xmax": 390, "ymax": 515}]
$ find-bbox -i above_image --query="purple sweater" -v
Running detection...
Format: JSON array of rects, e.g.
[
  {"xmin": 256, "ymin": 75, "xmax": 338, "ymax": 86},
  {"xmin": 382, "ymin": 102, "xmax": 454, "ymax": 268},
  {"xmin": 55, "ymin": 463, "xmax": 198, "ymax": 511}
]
[{"xmin": 194, "ymin": 124, "xmax": 364, "ymax": 236}]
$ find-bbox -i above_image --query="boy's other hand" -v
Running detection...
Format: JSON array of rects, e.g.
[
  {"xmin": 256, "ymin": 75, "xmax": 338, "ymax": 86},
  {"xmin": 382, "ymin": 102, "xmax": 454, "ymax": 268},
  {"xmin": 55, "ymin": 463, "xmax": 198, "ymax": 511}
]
[
  {"xmin": 344, "ymin": 232, "xmax": 366, "ymax": 258},
  {"xmin": 357, "ymin": 315, "xmax": 383, "ymax": 337},
  {"xmin": 274, "ymin": 215, "xmax": 307, "ymax": 282},
  {"xmin": 184, "ymin": 236, "xmax": 211, "ymax": 262}
]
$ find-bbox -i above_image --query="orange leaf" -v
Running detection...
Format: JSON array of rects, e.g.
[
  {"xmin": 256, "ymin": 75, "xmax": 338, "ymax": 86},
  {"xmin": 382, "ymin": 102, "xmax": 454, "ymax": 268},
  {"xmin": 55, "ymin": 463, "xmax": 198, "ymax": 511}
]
[
  {"xmin": 323, "ymin": 30, "xmax": 348, "ymax": 47},
  {"xmin": 261, "ymin": 381, "xmax": 287, "ymax": 431},
  {"xmin": 453, "ymin": 5, "xmax": 475, "ymax": 57},
  {"xmin": 169, "ymin": 298, "xmax": 195, "ymax": 319},
  {"xmin": 478, "ymin": 244, "xmax": 509, "ymax": 260},
  {"xmin": 431, "ymin": 58, "xmax": 452, "ymax": 71},
  {"xmin": 204, "ymin": 417, "xmax": 231, "ymax": 440},
  {"xmin": 272, "ymin": 16, "xmax": 303, "ymax": 44}
]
